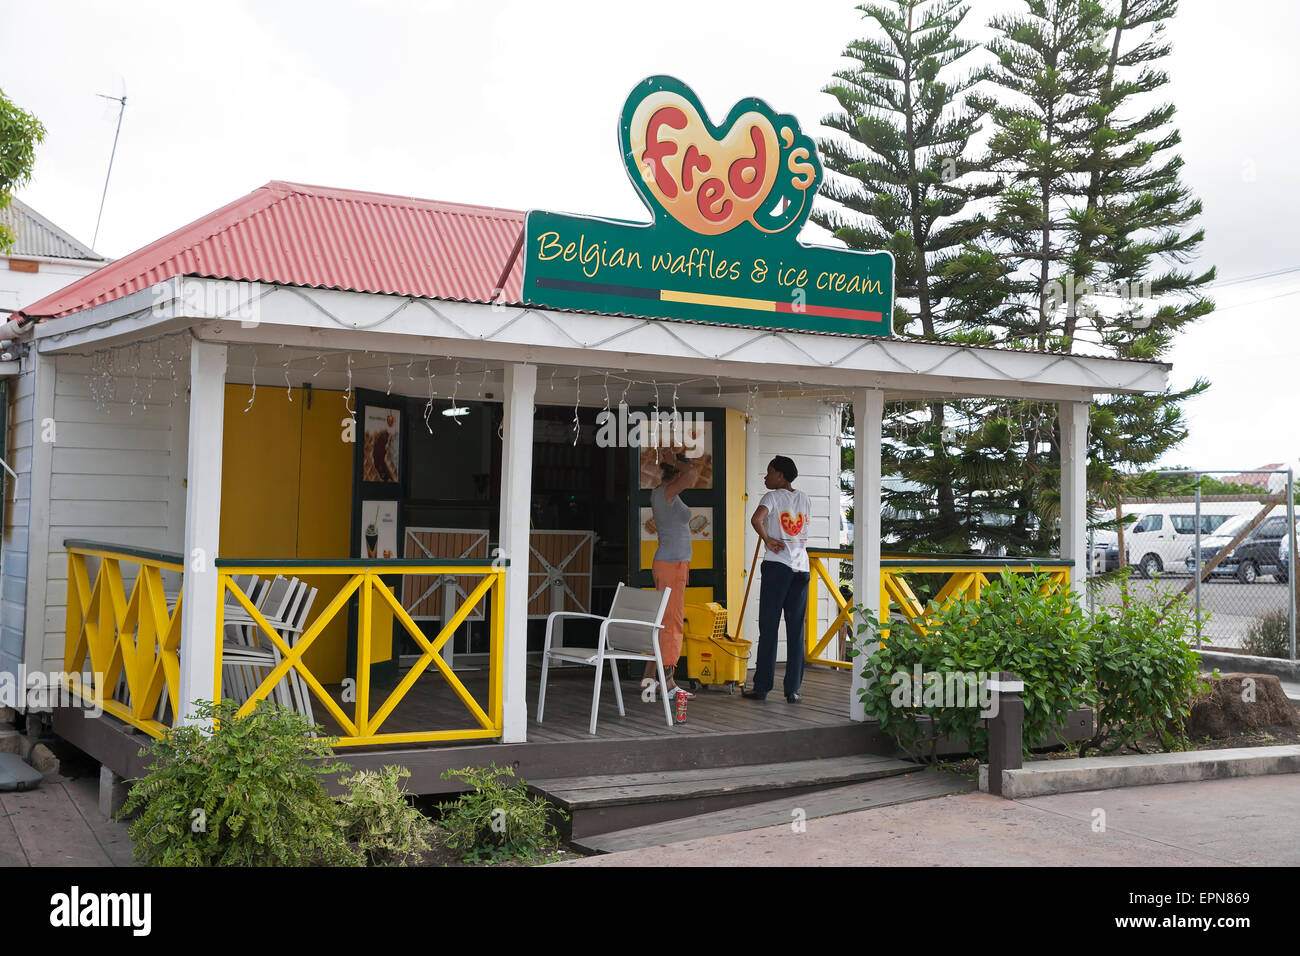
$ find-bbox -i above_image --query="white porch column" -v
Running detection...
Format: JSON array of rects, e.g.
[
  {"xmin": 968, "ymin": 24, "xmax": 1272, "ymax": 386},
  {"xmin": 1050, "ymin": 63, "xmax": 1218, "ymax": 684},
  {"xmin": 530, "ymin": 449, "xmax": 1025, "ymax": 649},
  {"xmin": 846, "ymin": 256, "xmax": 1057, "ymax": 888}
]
[
  {"xmin": 498, "ymin": 362, "xmax": 536, "ymax": 743},
  {"xmin": 850, "ymin": 388, "xmax": 884, "ymax": 722},
  {"xmin": 1059, "ymin": 400, "xmax": 1090, "ymax": 600},
  {"xmin": 176, "ymin": 341, "xmax": 227, "ymax": 725}
]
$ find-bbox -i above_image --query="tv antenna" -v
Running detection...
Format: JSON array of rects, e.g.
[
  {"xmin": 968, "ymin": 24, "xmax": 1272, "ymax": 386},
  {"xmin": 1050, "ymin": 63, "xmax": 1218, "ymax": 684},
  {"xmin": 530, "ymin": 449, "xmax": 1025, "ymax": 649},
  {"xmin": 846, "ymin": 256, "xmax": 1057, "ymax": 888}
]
[{"xmin": 93, "ymin": 89, "xmax": 127, "ymax": 249}]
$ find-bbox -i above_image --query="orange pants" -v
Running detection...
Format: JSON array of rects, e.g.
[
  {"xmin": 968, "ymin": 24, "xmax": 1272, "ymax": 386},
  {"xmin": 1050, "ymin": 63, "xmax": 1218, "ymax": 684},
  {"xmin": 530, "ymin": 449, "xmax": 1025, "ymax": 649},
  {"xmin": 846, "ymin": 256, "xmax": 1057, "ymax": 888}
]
[{"xmin": 651, "ymin": 560, "xmax": 690, "ymax": 670}]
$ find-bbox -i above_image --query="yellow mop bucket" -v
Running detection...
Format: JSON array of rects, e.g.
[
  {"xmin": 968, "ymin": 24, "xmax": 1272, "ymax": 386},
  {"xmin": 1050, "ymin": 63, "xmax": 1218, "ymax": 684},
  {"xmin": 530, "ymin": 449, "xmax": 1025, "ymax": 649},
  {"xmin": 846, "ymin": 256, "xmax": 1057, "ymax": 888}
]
[{"xmin": 682, "ymin": 602, "xmax": 751, "ymax": 694}]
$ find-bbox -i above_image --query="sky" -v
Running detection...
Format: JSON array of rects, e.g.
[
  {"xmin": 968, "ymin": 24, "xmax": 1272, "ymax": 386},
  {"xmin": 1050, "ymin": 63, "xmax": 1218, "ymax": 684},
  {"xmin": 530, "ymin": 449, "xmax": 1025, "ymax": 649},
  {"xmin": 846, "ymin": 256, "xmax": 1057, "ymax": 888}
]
[{"xmin": 4, "ymin": 0, "xmax": 1298, "ymax": 473}]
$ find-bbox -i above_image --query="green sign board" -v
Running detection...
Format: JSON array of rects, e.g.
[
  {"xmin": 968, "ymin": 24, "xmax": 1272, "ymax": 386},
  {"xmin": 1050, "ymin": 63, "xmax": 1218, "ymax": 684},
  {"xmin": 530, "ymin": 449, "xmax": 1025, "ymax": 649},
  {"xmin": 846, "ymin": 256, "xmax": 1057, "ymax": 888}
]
[{"xmin": 522, "ymin": 75, "xmax": 893, "ymax": 336}]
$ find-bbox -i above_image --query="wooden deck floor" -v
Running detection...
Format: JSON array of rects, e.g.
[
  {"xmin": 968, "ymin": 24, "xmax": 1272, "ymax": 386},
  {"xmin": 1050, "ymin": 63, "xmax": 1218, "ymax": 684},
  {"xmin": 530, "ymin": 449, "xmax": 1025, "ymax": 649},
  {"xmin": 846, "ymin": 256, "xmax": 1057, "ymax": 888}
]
[
  {"xmin": 313, "ymin": 660, "xmax": 853, "ymax": 744},
  {"xmin": 51, "ymin": 655, "xmax": 1093, "ymax": 797}
]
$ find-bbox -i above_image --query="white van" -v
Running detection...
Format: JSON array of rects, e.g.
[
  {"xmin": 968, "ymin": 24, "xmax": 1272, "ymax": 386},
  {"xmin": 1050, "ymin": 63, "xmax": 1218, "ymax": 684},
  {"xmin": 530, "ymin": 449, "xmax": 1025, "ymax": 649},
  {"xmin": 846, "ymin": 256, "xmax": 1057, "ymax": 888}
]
[{"xmin": 1123, "ymin": 502, "xmax": 1263, "ymax": 578}]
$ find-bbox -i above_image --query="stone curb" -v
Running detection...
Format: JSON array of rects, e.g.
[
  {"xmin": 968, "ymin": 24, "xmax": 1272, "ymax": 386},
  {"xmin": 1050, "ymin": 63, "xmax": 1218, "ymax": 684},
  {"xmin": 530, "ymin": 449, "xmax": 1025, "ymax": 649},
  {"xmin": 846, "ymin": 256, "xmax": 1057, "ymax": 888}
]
[
  {"xmin": 1197, "ymin": 650, "xmax": 1300, "ymax": 683},
  {"xmin": 978, "ymin": 745, "xmax": 1300, "ymax": 799}
]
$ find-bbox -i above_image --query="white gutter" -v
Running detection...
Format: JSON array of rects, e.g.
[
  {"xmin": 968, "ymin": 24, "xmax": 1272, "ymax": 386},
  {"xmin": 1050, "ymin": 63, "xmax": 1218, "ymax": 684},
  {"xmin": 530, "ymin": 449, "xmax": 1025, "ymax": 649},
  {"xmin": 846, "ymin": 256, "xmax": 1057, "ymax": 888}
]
[
  {"xmin": 2, "ymin": 252, "xmax": 110, "ymax": 268},
  {"xmin": 0, "ymin": 315, "xmax": 31, "ymax": 342}
]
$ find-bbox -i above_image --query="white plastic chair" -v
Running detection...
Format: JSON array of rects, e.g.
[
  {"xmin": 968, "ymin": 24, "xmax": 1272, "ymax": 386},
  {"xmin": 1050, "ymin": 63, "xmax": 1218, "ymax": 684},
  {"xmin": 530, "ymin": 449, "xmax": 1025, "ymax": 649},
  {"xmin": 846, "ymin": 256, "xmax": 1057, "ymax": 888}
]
[
  {"xmin": 223, "ymin": 577, "xmax": 319, "ymax": 721},
  {"xmin": 536, "ymin": 583, "xmax": 673, "ymax": 735},
  {"xmin": 279, "ymin": 583, "xmax": 318, "ymax": 723},
  {"xmin": 223, "ymin": 576, "xmax": 297, "ymax": 708}
]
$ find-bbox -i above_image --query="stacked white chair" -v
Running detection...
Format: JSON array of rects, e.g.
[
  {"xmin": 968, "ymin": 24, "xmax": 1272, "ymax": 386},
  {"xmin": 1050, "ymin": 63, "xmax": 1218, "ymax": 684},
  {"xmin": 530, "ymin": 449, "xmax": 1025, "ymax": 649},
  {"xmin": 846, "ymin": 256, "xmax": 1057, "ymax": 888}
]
[{"xmin": 222, "ymin": 576, "xmax": 318, "ymax": 721}]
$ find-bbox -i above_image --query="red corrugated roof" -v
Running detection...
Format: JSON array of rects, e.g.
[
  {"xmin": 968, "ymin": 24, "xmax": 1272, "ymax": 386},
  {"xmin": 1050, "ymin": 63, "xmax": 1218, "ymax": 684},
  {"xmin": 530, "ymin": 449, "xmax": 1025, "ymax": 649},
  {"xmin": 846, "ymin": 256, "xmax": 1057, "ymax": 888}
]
[
  {"xmin": 1224, "ymin": 465, "xmax": 1284, "ymax": 488},
  {"xmin": 15, "ymin": 181, "xmax": 526, "ymax": 322}
]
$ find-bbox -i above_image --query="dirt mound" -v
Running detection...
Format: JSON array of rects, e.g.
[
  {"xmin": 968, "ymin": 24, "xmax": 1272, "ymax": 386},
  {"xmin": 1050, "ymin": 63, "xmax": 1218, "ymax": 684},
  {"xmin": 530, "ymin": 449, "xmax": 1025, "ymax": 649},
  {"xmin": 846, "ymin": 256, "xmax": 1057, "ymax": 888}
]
[{"xmin": 1186, "ymin": 673, "xmax": 1300, "ymax": 739}]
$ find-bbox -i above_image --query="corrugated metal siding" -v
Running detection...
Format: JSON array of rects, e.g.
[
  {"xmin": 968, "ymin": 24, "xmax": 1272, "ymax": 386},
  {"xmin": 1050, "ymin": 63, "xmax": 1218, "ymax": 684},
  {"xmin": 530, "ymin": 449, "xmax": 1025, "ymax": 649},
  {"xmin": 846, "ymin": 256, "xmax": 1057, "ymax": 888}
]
[
  {"xmin": 17, "ymin": 181, "xmax": 525, "ymax": 321},
  {"xmin": 8, "ymin": 184, "xmax": 1164, "ymax": 370},
  {"xmin": 0, "ymin": 199, "xmax": 105, "ymax": 262}
]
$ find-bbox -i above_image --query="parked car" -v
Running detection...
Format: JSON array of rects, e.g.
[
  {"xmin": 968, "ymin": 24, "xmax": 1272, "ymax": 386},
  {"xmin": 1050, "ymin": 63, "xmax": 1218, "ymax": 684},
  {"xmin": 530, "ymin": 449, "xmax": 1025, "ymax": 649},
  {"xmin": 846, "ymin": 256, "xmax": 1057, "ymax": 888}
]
[
  {"xmin": 1233, "ymin": 515, "xmax": 1298, "ymax": 583},
  {"xmin": 1123, "ymin": 504, "xmax": 1246, "ymax": 578},
  {"xmin": 1184, "ymin": 513, "xmax": 1298, "ymax": 583},
  {"xmin": 1088, "ymin": 530, "xmax": 1116, "ymax": 574},
  {"xmin": 1279, "ymin": 532, "xmax": 1291, "ymax": 584},
  {"xmin": 1103, "ymin": 544, "xmax": 1129, "ymax": 571}
]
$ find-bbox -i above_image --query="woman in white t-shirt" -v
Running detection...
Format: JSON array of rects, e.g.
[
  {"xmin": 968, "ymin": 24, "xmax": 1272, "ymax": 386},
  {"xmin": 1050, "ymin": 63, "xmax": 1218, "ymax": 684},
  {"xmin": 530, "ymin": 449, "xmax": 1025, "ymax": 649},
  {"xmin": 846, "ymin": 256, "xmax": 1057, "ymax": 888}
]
[{"xmin": 743, "ymin": 455, "xmax": 812, "ymax": 703}]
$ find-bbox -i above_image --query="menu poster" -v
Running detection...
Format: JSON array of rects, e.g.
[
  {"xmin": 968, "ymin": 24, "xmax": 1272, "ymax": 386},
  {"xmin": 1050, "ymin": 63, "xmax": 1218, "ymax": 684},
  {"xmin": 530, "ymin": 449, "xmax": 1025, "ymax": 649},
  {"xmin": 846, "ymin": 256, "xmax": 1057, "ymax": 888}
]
[
  {"xmin": 638, "ymin": 419, "xmax": 713, "ymax": 490},
  {"xmin": 639, "ymin": 506, "xmax": 714, "ymax": 543},
  {"xmin": 359, "ymin": 500, "xmax": 399, "ymax": 560},
  {"xmin": 363, "ymin": 406, "xmax": 401, "ymax": 483}
]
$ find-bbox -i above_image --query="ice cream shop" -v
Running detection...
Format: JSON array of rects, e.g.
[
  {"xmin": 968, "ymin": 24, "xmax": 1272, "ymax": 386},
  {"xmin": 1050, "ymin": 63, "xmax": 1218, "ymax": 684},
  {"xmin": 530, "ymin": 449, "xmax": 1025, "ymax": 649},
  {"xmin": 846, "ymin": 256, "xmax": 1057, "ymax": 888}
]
[{"xmin": 0, "ymin": 76, "xmax": 1168, "ymax": 794}]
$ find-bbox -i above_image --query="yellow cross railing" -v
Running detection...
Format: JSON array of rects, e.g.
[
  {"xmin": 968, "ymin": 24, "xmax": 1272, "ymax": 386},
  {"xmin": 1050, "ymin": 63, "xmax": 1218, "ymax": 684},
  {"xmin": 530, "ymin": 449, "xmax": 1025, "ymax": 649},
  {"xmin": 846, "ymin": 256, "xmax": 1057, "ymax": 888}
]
[
  {"xmin": 805, "ymin": 549, "xmax": 1073, "ymax": 669},
  {"xmin": 215, "ymin": 561, "xmax": 506, "ymax": 748},
  {"xmin": 63, "ymin": 542, "xmax": 507, "ymax": 748},
  {"xmin": 64, "ymin": 541, "xmax": 185, "ymax": 737}
]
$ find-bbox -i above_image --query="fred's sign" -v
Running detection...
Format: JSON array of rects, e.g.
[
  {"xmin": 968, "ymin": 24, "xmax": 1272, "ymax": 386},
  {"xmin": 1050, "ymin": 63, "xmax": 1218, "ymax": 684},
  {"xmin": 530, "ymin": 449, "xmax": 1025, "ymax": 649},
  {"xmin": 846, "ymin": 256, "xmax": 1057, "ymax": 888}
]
[{"xmin": 523, "ymin": 76, "xmax": 893, "ymax": 336}]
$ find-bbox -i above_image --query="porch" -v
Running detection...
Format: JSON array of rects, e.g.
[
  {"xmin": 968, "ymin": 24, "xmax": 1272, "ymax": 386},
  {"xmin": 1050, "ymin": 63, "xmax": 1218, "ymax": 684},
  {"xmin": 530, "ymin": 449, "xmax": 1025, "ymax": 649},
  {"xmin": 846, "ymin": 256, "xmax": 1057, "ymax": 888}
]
[
  {"xmin": 29, "ymin": 281, "xmax": 1153, "ymax": 791},
  {"xmin": 57, "ymin": 534, "xmax": 1082, "ymax": 793},
  {"xmin": 54, "ymin": 653, "xmax": 871, "ymax": 784}
]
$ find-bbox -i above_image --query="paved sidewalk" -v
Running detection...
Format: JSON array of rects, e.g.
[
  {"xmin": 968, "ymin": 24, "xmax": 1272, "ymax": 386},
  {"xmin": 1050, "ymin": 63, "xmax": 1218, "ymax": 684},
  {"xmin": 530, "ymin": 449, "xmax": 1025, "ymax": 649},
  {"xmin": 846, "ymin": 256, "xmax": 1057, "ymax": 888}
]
[
  {"xmin": 0, "ymin": 775, "xmax": 135, "ymax": 867},
  {"xmin": 564, "ymin": 774, "xmax": 1300, "ymax": 866}
]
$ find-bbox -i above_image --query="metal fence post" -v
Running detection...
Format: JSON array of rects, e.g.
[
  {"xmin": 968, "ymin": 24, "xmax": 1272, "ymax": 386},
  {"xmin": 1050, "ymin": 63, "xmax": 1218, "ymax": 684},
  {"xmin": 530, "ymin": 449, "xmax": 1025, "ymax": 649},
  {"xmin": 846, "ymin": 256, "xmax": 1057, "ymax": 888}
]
[
  {"xmin": 1289, "ymin": 467, "xmax": 1296, "ymax": 660},
  {"xmin": 1194, "ymin": 473, "xmax": 1202, "ymax": 647},
  {"xmin": 1087, "ymin": 527, "xmax": 1095, "ymax": 618}
]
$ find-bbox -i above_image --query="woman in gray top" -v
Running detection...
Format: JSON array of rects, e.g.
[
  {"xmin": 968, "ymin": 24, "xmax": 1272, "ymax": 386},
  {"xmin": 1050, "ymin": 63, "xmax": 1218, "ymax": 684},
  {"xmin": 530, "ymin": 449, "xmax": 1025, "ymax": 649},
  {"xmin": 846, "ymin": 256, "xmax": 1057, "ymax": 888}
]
[{"xmin": 645, "ymin": 454, "xmax": 698, "ymax": 700}]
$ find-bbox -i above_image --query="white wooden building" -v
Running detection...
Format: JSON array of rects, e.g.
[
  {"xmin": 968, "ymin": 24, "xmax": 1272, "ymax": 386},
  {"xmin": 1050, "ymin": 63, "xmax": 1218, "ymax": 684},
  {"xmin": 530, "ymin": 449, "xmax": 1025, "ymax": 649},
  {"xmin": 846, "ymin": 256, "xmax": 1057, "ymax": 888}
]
[{"xmin": 0, "ymin": 182, "xmax": 1167, "ymax": 780}]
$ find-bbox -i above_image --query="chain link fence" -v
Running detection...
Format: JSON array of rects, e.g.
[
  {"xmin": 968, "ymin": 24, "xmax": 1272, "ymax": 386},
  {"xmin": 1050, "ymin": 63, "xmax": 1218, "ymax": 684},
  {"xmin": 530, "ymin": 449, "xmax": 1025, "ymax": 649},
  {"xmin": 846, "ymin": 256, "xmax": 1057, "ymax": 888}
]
[{"xmin": 1087, "ymin": 470, "xmax": 1298, "ymax": 659}]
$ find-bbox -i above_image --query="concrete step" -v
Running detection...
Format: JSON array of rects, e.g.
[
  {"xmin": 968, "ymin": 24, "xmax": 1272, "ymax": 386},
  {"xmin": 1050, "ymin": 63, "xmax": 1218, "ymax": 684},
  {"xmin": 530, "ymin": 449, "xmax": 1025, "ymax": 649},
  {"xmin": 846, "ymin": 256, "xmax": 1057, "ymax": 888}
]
[
  {"xmin": 532, "ymin": 753, "xmax": 921, "ymax": 839},
  {"xmin": 574, "ymin": 769, "xmax": 972, "ymax": 854},
  {"xmin": 980, "ymin": 744, "xmax": 1300, "ymax": 799}
]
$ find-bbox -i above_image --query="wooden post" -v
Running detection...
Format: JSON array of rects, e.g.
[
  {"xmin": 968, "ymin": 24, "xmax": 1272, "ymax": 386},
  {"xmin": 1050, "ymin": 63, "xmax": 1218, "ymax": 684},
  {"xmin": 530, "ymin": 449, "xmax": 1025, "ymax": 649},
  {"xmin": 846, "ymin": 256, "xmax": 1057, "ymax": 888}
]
[
  {"xmin": 1058, "ymin": 401, "xmax": 1089, "ymax": 601},
  {"xmin": 176, "ymin": 340, "xmax": 227, "ymax": 726},
  {"xmin": 850, "ymin": 388, "xmax": 883, "ymax": 722},
  {"xmin": 498, "ymin": 363, "xmax": 536, "ymax": 743},
  {"xmin": 986, "ymin": 671, "xmax": 1024, "ymax": 798}
]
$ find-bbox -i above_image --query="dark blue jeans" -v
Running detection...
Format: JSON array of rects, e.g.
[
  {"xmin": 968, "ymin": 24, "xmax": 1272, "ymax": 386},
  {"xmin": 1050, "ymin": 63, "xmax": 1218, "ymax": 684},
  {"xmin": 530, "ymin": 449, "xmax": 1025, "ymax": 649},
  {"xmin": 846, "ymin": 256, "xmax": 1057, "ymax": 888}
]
[{"xmin": 752, "ymin": 560, "xmax": 810, "ymax": 697}]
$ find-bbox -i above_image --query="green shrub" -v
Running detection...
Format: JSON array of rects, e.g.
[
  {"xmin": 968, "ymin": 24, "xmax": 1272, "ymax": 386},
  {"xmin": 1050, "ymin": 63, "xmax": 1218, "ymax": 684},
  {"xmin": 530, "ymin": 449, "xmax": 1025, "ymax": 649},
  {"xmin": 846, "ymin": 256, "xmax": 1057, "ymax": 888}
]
[
  {"xmin": 851, "ymin": 570, "xmax": 1092, "ymax": 762},
  {"xmin": 1080, "ymin": 583, "xmax": 1209, "ymax": 757},
  {"xmin": 1243, "ymin": 608, "xmax": 1291, "ymax": 659},
  {"xmin": 338, "ymin": 766, "xmax": 438, "ymax": 866},
  {"xmin": 437, "ymin": 764, "xmax": 564, "ymax": 862},
  {"xmin": 120, "ymin": 699, "xmax": 361, "ymax": 867}
]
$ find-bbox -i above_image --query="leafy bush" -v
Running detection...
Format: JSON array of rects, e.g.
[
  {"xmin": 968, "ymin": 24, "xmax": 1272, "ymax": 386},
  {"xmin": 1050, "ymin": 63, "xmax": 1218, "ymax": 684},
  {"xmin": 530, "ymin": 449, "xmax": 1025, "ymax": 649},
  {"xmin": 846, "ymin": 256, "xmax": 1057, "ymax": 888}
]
[
  {"xmin": 437, "ymin": 764, "xmax": 564, "ymax": 862},
  {"xmin": 121, "ymin": 699, "xmax": 361, "ymax": 867},
  {"xmin": 1080, "ymin": 583, "xmax": 1209, "ymax": 757},
  {"xmin": 851, "ymin": 571, "xmax": 1092, "ymax": 762},
  {"xmin": 1243, "ymin": 608, "xmax": 1291, "ymax": 659},
  {"xmin": 337, "ymin": 766, "xmax": 438, "ymax": 866}
]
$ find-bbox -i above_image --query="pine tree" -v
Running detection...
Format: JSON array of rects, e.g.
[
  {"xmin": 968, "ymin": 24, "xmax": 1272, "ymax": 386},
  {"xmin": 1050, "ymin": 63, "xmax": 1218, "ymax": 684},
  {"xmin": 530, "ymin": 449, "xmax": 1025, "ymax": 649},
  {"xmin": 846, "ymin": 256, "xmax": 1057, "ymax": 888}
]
[
  {"xmin": 820, "ymin": 0, "xmax": 1216, "ymax": 557},
  {"xmin": 1072, "ymin": 0, "xmax": 1214, "ymax": 513},
  {"xmin": 817, "ymin": 0, "xmax": 1009, "ymax": 551},
  {"xmin": 971, "ymin": 0, "xmax": 1215, "ymax": 552}
]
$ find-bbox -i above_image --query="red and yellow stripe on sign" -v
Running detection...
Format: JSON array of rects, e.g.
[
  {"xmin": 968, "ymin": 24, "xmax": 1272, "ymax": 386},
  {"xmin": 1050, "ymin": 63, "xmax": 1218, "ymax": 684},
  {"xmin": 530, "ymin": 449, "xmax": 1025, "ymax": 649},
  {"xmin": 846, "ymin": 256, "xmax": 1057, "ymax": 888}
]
[
  {"xmin": 532, "ymin": 276, "xmax": 883, "ymax": 324},
  {"xmin": 661, "ymin": 288, "xmax": 881, "ymax": 323}
]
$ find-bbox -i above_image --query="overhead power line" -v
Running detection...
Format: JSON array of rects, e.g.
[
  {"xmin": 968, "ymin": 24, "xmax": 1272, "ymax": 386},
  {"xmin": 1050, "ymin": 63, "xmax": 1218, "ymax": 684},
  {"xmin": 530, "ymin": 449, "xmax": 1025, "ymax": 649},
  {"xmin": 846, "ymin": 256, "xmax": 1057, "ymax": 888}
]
[
  {"xmin": 1209, "ymin": 265, "xmax": 1300, "ymax": 288},
  {"xmin": 1209, "ymin": 287, "xmax": 1300, "ymax": 314}
]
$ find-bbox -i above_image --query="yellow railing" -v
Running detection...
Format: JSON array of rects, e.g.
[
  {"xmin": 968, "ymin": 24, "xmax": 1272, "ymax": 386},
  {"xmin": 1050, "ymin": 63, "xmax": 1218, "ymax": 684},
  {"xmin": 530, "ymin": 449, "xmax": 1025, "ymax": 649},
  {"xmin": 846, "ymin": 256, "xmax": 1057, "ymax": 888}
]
[
  {"xmin": 215, "ymin": 561, "xmax": 505, "ymax": 748},
  {"xmin": 63, "ymin": 542, "xmax": 507, "ymax": 748},
  {"xmin": 64, "ymin": 541, "xmax": 185, "ymax": 738},
  {"xmin": 805, "ymin": 549, "xmax": 1073, "ymax": 669}
]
